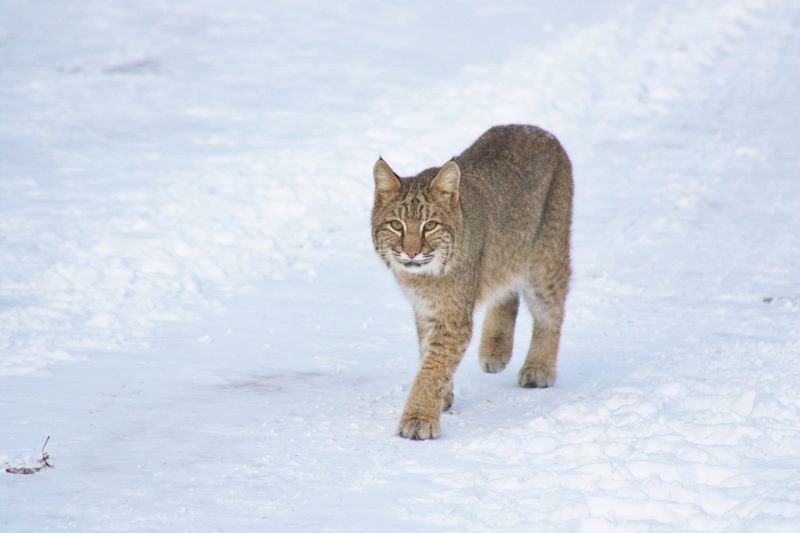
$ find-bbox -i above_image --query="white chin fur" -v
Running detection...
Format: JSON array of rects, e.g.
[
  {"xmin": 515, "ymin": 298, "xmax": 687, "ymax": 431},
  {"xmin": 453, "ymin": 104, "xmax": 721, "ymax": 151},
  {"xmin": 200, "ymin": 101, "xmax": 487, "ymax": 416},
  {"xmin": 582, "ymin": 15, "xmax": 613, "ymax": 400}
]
[{"xmin": 391, "ymin": 256, "xmax": 442, "ymax": 276}]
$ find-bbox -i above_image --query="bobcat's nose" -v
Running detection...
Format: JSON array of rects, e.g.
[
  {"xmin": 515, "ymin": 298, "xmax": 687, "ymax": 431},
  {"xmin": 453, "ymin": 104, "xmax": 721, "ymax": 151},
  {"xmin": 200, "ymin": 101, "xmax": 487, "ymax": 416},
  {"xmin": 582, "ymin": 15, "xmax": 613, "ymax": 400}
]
[{"xmin": 403, "ymin": 244, "xmax": 422, "ymax": 258}]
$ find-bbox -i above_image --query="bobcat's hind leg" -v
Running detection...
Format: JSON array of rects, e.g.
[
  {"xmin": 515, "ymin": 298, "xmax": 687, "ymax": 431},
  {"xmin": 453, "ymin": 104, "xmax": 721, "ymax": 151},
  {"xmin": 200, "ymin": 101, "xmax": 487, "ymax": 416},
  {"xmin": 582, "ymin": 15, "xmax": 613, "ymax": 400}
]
[
  {"xmin": 519, "ymin": 154, "xmax": 571, "ymax": 388},
  {"xmin": 518, "ymin": 272, "xmax": 568, "ymax": 388},
  {"xmin": 479, "ymin": 292, "xmax": 520, "ymax": 373}
]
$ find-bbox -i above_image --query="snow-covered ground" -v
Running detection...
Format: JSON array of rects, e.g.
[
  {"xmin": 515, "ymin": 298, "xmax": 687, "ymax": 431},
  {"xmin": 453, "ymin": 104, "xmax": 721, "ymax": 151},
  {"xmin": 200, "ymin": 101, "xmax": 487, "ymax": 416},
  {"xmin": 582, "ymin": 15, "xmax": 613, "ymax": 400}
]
[{"xmin": 2, "ymin": 0, "xmax": 799, "ymax": 530}]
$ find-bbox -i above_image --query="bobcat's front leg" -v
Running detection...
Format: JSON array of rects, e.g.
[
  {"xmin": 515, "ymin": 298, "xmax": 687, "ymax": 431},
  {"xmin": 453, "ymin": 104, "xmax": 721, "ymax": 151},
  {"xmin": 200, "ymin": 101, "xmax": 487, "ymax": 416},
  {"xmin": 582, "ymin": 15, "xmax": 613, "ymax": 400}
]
[{"xmin": 399, "ymin": 315, "xmax": 472, "ymax": 440}]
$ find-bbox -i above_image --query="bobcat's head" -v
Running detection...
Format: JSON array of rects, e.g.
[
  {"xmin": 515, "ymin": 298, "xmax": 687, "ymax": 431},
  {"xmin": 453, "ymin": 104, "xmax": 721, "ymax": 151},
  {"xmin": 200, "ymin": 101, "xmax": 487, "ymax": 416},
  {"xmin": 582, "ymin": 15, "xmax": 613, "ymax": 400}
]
[{"xmin": 371, "ymin": 158, "xmax": 462, "ymax": 276}]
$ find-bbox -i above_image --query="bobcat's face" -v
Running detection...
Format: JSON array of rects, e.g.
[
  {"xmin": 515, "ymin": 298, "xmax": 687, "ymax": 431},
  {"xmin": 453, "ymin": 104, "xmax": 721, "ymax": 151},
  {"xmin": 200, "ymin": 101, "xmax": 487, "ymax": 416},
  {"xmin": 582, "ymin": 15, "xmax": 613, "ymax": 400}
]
[{"xmin": 371, "ymin": 159, "xmax": 462, "ymax": 276}]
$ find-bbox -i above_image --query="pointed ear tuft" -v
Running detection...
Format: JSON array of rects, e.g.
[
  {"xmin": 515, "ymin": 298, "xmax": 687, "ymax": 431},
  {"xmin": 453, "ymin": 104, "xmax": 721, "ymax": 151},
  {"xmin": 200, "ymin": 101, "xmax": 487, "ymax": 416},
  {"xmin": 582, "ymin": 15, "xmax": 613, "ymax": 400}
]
[
  {"xmin": 430, "ymin": 160, "xmax": 461, "ymax": 196},
  {"xmin": 373, "ymin": 158, "xmax": 401, "ymax": 195}
]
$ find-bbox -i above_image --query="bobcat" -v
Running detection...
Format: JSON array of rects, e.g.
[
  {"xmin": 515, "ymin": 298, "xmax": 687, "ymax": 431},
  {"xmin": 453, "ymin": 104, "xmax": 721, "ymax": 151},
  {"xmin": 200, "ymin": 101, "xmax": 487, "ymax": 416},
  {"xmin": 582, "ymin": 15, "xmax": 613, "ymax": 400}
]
[{"xmin": 371, "ymin": 124, "xmax": 573, "ymax": 440}]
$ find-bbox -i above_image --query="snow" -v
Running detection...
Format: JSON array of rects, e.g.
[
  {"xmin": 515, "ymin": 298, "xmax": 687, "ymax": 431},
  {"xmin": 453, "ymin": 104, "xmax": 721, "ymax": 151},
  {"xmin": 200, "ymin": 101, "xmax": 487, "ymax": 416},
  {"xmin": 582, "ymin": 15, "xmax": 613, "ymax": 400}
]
[{"xmin": 2, "ymin": 0, "xmax": 799, "ymax": 530}]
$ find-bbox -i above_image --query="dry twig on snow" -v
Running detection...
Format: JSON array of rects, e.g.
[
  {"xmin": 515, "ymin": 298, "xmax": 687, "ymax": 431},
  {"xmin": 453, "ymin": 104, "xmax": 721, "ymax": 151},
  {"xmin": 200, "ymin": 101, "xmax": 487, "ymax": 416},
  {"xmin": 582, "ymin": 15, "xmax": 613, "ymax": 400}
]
[{"xmin": 5, "ymin": 436, "xmax": 54, "ymax": 475}]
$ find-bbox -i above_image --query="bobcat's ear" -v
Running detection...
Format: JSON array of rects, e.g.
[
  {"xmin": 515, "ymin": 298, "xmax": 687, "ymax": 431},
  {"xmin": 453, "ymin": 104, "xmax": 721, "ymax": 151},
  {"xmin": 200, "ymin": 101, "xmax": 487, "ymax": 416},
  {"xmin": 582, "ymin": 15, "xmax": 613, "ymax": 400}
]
[
  {"xmin": 430, "ymin": 160, "xmax": 460, "ymax": 203},
  {"xmin": 373, "ymin": 158, "xmax": 401, "ymax": 196}
]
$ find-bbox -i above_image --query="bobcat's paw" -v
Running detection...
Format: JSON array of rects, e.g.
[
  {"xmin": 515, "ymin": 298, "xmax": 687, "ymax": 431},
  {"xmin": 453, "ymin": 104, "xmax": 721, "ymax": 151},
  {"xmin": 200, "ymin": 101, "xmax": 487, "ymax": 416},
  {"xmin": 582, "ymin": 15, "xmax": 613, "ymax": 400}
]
[
  {"xmin": 480, "ymin": 354, "xmax": 510, "ymax": 373},
  {"xmin": 518, "ymin": 364, "xmax": 556, "ymax": 388},
  {"xmin": 479, "ymin": 337, "xmax": 513, "ymax": 374},
  {"xmin": 398, "ymin": 415, "xmax": 440, "ymax": 440}
]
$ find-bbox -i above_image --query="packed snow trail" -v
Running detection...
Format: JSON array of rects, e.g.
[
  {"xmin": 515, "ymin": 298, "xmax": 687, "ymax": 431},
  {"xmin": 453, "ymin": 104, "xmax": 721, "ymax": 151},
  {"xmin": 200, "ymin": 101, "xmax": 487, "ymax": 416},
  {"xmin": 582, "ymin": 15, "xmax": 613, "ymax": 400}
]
[{"xmin": 2, "ymin": 0, "xmax": 800, "ymax": 531}]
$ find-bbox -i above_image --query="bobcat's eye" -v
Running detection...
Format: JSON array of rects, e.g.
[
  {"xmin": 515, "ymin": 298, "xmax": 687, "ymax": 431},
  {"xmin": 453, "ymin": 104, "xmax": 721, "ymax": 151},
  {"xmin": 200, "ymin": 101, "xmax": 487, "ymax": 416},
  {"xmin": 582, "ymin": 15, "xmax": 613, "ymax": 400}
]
[
  {"xmin": 423, "ymin": 220, "xmax": 439, "ymax": 232},
  {"xmin": 389, "ymin": 220, "xmax": 404, "ymax": 232}
]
